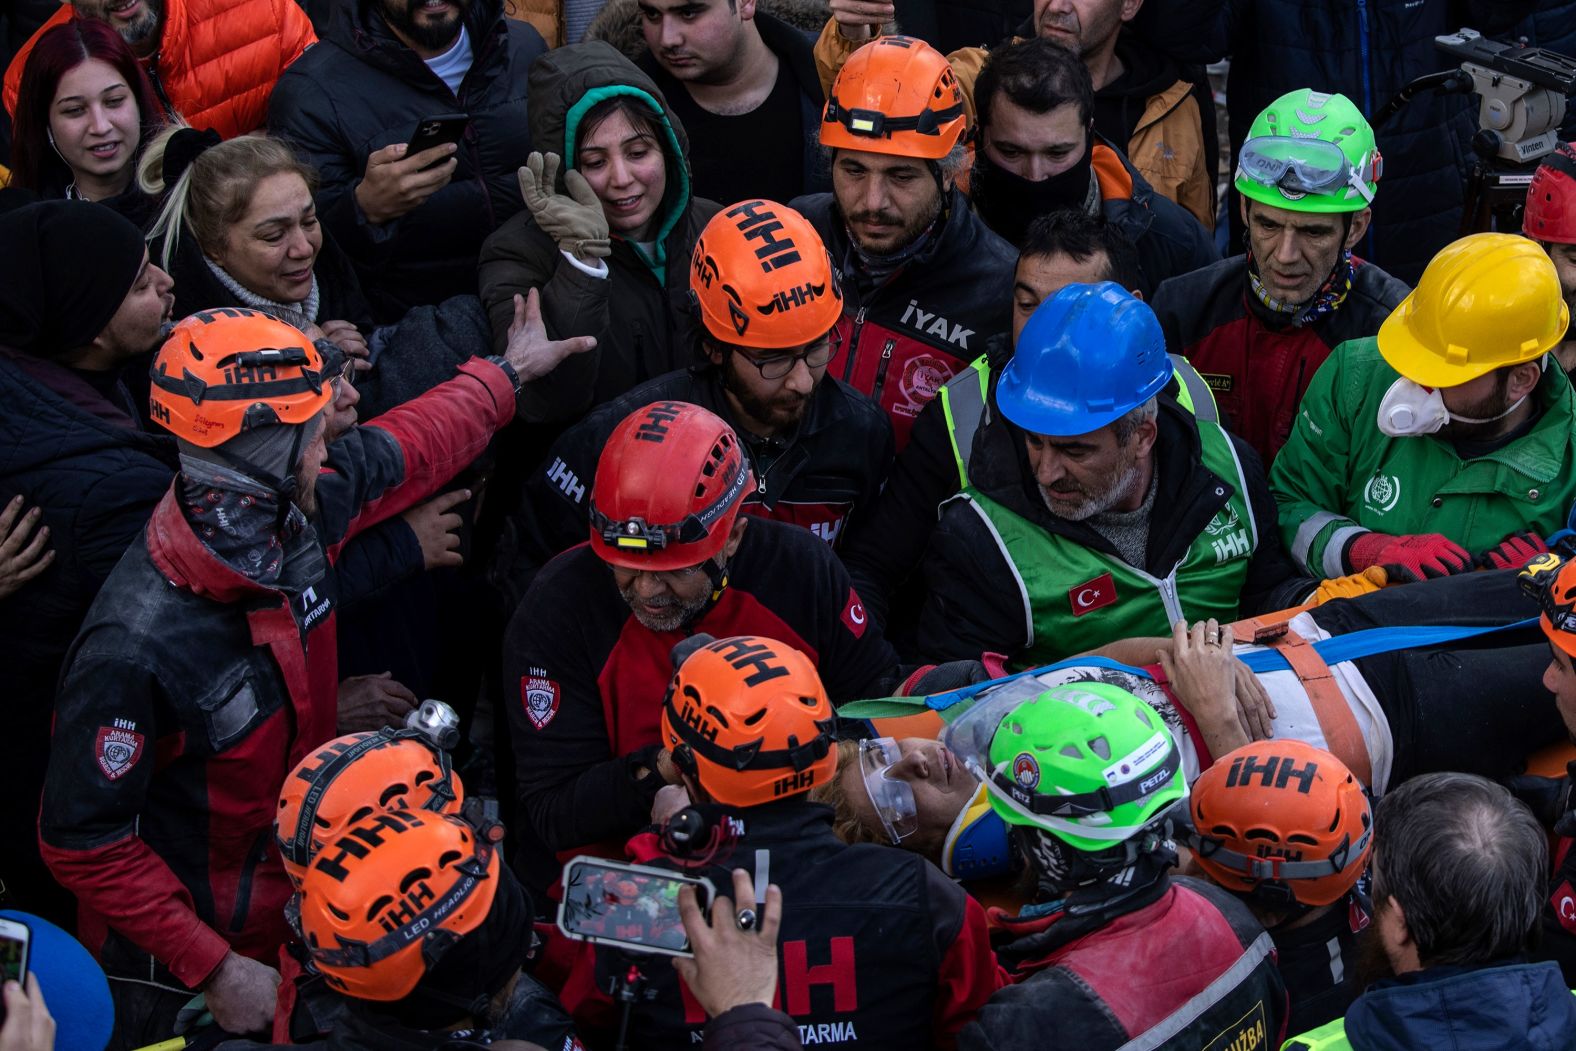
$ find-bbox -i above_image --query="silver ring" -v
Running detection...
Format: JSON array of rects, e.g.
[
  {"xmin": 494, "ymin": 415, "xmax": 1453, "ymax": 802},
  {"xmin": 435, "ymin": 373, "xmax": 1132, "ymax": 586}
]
[{"xmin": 735, "ymin": 908, "xmax": 757, "ymax": 931}]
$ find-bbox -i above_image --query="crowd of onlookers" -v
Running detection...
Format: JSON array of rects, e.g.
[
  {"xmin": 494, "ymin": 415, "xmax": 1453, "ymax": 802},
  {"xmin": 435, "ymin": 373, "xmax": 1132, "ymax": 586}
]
[{"xmin": 5, "ymin": 0, "xmax": 1576, "ymax": 1048}]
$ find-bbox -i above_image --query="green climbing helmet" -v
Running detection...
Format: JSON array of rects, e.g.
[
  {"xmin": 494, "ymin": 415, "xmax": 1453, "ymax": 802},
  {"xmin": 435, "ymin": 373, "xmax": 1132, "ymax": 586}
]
[
  {"xmin": 1236, "ymin": 88, "xmax": 1380, "ymax": 213},
  {"xmin": 975, "ymin": 682, "xmax": 1187, "ymax": 852}
]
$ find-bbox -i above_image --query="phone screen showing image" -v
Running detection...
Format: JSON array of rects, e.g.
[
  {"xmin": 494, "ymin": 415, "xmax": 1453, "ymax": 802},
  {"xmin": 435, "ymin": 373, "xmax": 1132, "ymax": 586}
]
[
  {"xmin": 558, "ymin": 860, "xmax": 708, "ymax": 957},
  {"xmin": 0, "ymin": 930, "xmax": 27, "ymax": 985}
]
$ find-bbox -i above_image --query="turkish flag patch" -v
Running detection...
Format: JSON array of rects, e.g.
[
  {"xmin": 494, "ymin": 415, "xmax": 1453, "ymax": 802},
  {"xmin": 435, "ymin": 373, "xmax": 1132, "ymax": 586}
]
[
  {"xmin": 521, "ymin": 667, "xmax": 561, "ymax": 730},
  {"xmin": 1552, "ymin": 880, "xmax": 1576, "ymax": 935},
  {"xmin": 95, "ymin": 721, "xmax": 145, "ymax": 781},
  {"xmin": 1068, "ymin": 572, "xmax": 1117, "ymax": 616},
  {"xmin": 840, "ymin": 587, "xmax": 869, "ymax": 639}
]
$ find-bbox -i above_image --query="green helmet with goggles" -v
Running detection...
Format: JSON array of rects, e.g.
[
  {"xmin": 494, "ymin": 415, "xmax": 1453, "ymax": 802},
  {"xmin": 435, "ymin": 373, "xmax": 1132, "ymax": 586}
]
[
  {"xmin": 1236, "ymin": 89, "xmax": 1380, "ymax": 213},
  {"xmin": 948, "ymin": 682, "xmax": 1186, "ymax": 852}
]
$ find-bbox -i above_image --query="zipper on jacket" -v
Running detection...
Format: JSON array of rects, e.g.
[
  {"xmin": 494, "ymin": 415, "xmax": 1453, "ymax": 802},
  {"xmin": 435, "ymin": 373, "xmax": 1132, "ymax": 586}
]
[
  {"xmin": 145, "ymin": 57, "xmax": 176, "ymax": 122},
  {"xmin": 842, "ymin": 306, "xmax": 867, "ymax": 384},
  {"xmin": 228, "ymin": 829, "xmax": 272, "ymax": 933},
  {"xmin": 871, "ymin": 338, "xmax": 898, "ymax": 406},
  {"xmin": 1156, "ymin": 566, "xmax": 1184, "ymax": 626},
  {"xmin": 1354, "ymin": 0, "xmax": 1377, "ymax": 260}
]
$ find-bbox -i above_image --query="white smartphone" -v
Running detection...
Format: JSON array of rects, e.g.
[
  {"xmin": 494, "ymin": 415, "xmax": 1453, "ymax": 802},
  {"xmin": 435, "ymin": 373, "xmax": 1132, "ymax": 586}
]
[
  {"xmin": 0, "ymin": 917, "xmax": 29, "ymax": 1007},
  {"xmin": 557, "ymin": 858, "xmax": 715, "ymax": 958}
]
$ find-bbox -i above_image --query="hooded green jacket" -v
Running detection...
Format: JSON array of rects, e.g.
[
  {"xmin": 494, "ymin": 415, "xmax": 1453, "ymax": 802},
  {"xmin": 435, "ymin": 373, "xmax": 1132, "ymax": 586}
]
[
  {"xmin": 477, "ymin": 40, "xmax": 720, "ymax": 423},
  {"xmin": 1270, "ymin": 336, "xmax": 1576, "ymax": 578}
]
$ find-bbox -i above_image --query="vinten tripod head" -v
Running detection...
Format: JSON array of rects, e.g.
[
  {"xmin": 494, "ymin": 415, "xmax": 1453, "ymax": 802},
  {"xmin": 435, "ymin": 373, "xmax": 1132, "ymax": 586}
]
[{"xmin": 1436, "ymin": 29, "xmax": 1576, "ymax": 164}]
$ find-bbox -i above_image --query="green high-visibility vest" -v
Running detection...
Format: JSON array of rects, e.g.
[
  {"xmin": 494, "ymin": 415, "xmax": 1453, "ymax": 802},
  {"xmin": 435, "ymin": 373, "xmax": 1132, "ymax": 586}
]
[
  {"xmin": 946, "ymin": 414, "xmax": 1256, "ymax": 664},
  {"xmin": 937, "ymin": 352, "xmax": 1219, "ymax": 489}
]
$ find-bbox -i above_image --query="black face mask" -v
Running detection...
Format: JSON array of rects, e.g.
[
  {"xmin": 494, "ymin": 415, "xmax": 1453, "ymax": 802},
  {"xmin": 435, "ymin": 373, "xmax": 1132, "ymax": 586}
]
[{"xmin": 972, "ymin": 139, "xmax": 1094, "ymax": 248}]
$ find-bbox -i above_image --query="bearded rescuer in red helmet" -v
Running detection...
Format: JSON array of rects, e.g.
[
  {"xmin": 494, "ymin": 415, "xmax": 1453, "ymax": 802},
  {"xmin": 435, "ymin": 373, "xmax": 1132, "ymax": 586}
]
[
  {"xmin": 559, "ymin": 636, "xmax": 1005, "ymax": 1048},
  {"xmin": 503, "ymin": 400, "xmax": 987, "ymax": 899},
  {"xmin": 37, "ymin": 297, "xmax": 592, "ymax": 1041}
]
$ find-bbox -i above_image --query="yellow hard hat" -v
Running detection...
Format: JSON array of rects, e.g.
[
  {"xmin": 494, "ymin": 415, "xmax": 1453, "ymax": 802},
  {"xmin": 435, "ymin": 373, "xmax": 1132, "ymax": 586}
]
[{"xmin": 1377, "ymin": 233, "xmax": 1569, "ymax": 388}]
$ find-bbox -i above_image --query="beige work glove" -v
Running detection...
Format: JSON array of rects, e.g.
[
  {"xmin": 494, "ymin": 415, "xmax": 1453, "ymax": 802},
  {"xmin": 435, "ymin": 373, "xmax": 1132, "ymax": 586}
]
[{"xmin": 517, "ymin": 152, "xmax": 611, "ymax": 262}]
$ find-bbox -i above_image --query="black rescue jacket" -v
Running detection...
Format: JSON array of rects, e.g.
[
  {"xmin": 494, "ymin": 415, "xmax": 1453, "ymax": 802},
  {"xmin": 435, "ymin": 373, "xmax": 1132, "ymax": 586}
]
[{"xmin": 268, "ymin": 0, "xmax": 547, "ymax": 317}]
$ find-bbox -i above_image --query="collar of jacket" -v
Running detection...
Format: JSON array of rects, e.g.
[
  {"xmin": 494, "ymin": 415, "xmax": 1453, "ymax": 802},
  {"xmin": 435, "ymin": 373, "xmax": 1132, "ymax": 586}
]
[
  {"xmin": 1449, "ymin": 366, "xmax": 1576, "ymax": 484},
  {"xmin": 145, "ymin": 485, "xmax": 300, "ymax": 604},
  {"xmin": 1345, "ymin": 959, "xmax": 1576, "ymax": 1049},
  {"xmin": 149, "ymin": 0, "xmax": 188, "ymax": 74},
  {"xmin": 724, "ymin": 800, "xmax": 841, "ymax": 847},
  {"xmin": 972, "ymin": 397, "xmax": 1231, "ymax": 573},
  {"xmin": 0, "ymin": 345, "xmax": 148, "ymax": 432},
  {"xmin": 831, "ymin": 186, "xmax": 991, "ymax": 289},
  {"xmin": 337, "ymin": 0, "xmax": 506, "ymax": 85},
  {"xmin": 990, "ymin": 871, "xmax": 1173, "ymax": 974}
]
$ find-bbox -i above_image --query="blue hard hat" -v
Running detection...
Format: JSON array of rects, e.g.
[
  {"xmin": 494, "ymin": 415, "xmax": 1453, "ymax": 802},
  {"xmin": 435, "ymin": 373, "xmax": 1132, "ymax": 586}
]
[
  {"xmin": 0, "ymin": 911, "xmax": 113, "ymax": 1051},
  {"xmin": 997, "ymin": 282, "xmax": 1170, "ymax": 437}
]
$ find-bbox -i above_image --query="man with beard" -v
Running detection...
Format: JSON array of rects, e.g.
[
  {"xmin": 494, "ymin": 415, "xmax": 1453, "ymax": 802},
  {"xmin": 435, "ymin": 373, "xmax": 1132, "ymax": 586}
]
[
  {"xmin": 268, "ymin": 0, "xmax": 546, "ymax": 315},
  {"xmin": 814, "ymin": 0, "xmax": 1217, "ymax": 233},
  {"xmin": 37, "ymin": 301, "xmax": 591, "ymax": 1042},
  {"xmin": 792, "ymin": 34, "xmax": 1017, "ymax": 451},
  {"xmin": 505, "ymin": 201, "xmax": 891, "ymax": 588},
  {"xmin": 968, "ymin": 37, "xmax": 1216, "ymax": 296},
  {"xmin": 913, "ymin": 281, "xmax": 1312, "ymax": 666},
  {"xmin": 503, "ymin": 400, "xmax": 975, "ymax": 898},
  {"xmin": 2, "ymin": 0, "xmax": 313, "ymax": 138},
  {"xmin": 1153, "ymin": 90, "xmax": 1408, "ymax": 466},
  {"xmin": 1522, "ymin": 141, "xmax": 1576, "ymax": 385},
  {"xmin": 1271, "ymin": 233, "xmax": 1576, "ymax": 583},
  {"xmin": 635, "ymin": 0, "xmax": 828, "ymax": 204}
]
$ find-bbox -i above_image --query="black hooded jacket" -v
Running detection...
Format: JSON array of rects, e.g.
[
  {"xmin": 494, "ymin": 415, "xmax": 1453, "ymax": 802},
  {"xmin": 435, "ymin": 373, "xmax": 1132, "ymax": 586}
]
[
  {"xmin": 268, "ymin": 0, "xmax": 547, "ymax": 318},
  {"xmin": 477, "ymin": 41, "xmax": 721, "ymax": 424}
]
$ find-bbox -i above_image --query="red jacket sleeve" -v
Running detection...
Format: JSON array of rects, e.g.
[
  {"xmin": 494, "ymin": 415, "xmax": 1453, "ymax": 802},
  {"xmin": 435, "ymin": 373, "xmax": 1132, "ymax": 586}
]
[
  {"xmin": 319, "ymin": 357, "xmax": 515, "ymax": 554},
  {"xmin": 929, "ymin": 869, "xmax": 1010, "ymax": 1047},
  {"xmin": 38, "ymin": 655, "xmax": 231, "ymax": 989}
]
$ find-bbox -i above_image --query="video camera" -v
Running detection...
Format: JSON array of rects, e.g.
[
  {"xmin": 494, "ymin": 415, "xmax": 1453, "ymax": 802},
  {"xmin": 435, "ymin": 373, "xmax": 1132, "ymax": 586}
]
[{"xmin": 1436, "ymin": 28, "xmax": 1576, "ymax": 163}]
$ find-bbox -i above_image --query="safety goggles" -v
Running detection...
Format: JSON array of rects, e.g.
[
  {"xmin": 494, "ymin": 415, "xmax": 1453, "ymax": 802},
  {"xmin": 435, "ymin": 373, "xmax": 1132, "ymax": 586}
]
[
  {"xmin": 1237, "ymin": 136, "xmax": 1378, "ymax": 205},
  {"xmin": 859, "ymin": 737, "xmax": 919, "ymax": 844}
]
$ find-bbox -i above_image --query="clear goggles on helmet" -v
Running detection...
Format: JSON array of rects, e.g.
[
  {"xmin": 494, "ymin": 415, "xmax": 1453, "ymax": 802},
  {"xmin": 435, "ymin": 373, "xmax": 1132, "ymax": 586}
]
[
  {"xmin": 1237, "ymin": 135, "xmax": 1378, "ymax": 205},
  {"xmin": 858, "ymin": 737, "xmax": 918, "ymax": 844}
]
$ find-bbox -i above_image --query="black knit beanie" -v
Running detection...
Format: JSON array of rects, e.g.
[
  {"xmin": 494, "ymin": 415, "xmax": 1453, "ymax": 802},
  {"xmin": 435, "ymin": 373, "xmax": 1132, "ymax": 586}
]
[{"xmin": 0, "ymin": 199, "xmax": 147, "ymax": 357}]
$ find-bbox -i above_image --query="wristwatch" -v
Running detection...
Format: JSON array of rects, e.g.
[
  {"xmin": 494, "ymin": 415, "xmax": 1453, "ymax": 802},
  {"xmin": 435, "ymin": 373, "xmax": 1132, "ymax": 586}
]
[{"xmin": 486, "ymin": 354, "xmax": 522, "ymax": 393}]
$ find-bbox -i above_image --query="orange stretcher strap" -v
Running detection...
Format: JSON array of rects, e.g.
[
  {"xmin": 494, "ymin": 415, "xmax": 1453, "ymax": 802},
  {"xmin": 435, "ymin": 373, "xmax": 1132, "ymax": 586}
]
[{"xmin": 1231, "ymin": 616, "xmax": 1372, "ymax": 787}]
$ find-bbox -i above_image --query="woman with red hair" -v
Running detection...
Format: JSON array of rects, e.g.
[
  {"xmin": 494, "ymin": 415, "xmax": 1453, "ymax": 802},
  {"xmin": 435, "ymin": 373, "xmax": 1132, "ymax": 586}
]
[{"xmin": 9, "ymin": 19, "xmax": 165, "ymax": 224}]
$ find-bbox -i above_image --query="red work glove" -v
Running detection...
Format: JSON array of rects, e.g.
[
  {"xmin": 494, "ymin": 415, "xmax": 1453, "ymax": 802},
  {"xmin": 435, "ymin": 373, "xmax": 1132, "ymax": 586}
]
[
  {"xmin": 1347, "ymin": 531, "xmax": 1472, "ymax": 579},
  {"xmin": 1477, "ymin": 530, "xmax": 1549, "ymax": 571}
]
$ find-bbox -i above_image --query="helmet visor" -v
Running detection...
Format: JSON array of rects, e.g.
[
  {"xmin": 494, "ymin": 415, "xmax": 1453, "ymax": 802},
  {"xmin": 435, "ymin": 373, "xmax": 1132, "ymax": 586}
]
[
  {"xmin": 858, "ymin": 738, "xmax": 919, "ymax": 844},
  {"xmin": 1238, "ymin": 136, "xmax": 1372, "ymax": 201}
]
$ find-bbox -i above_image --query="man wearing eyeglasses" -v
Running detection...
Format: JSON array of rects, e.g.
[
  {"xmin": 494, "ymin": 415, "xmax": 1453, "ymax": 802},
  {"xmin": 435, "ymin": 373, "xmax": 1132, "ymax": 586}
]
[
  {"xmin": 1151, "ymin": 89, "xmax": 1407, "ymax": 466},
  {"xmin": 499, "ymin": 200, "xmax": 893, "ymax": 598}
]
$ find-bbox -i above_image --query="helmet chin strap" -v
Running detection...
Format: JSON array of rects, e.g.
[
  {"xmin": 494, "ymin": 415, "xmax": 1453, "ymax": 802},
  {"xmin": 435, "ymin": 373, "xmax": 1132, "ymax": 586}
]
[
  {"xmin": 209, "ymin": 423, "xmax": 306, "ymax": 510},
  {"xmin": 680, "ymin": 557, "xmax": 732, "ymax": 631}
]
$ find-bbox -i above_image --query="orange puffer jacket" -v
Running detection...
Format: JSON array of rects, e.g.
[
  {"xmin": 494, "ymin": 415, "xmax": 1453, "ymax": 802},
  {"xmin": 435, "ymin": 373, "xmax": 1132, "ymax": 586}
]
[{"xmin": 4, "ymin": 0, "xmax": 314, "ymax": 140}]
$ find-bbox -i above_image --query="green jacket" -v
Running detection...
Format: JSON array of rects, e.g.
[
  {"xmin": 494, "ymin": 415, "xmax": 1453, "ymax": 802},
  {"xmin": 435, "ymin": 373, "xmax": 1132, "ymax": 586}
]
[
  {"xmin": 953, "ymin": 408, "xmax": 1256, "ymax": 662},
  {"xmin": 1270, "ymin": 337, "xmax": 1576, "ymax": 578}
]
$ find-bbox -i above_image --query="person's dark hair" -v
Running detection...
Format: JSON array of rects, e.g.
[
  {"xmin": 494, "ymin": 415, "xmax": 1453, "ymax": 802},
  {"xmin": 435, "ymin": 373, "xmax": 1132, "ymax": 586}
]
[
  {"xmin": 10, "ymin": 20, "xmax": 165, "ymax": 195},
  {"xmin": 574, "ymin": 94, "xmax": 667, "ymax": 162},
  {"xmin": 1019, "ymin": 212, "xmax": 1143, "ymax": 294},
  {"xmin": 974, "ymin": 36, "xmax": 1093, "ymax": 133},
  {"xmin": 1371, "ymin": 772, "xmax": 1546, "ymax": 968}
]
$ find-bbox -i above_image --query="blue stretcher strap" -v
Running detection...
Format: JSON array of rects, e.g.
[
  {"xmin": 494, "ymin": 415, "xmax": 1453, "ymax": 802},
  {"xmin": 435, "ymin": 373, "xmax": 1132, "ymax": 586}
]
[
  {"xmin": 923, "ymin": 655, "xmax": 1151, "ymax": 714},
  {"xmin": 1237, "ymin": 617, "xmax": 1540, "ymax": 675}
]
